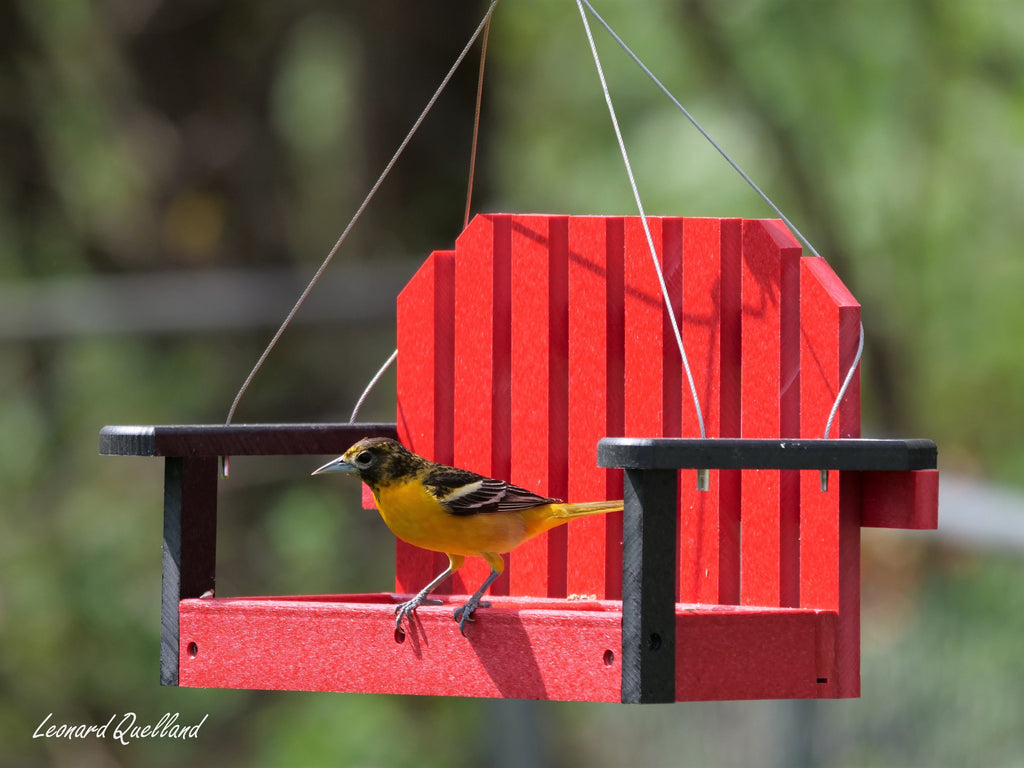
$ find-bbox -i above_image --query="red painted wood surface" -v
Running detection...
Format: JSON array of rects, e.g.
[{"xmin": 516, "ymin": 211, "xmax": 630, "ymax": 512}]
[
  {"xmin": 739, "ymin": 219, "xmax": 802, "ymax": 608},
  {"xmin": 452, "ymin": 216, "xmax": 512, "ymax": 597},
  {"xmin": 391, "ymin": 213, "xmax": 938, "ymax": 701},
  {"xmin": 394, "ymin": 250, "xmax": 455, "ymax": 594},
  {"xmin": 676, "ymin": 605, "xmax": 838, "ymax": 700},
  {"xmin": 677, "ymin": 218, "xmax": 741, "ymax": 606},
  {"xmin": 861, "ymin": 469, "xmax": 939, "ymax": 529},
  {"xmin": 178, "ymin": 595, "xmax": 837, "ymax": 702},
  {"xmin": 566, "ymin": 216, "xmax": 623, "ymax": 599},
  {"xmin": 798, "ymin": 254, "xmax": 862, "ymax": 697}
]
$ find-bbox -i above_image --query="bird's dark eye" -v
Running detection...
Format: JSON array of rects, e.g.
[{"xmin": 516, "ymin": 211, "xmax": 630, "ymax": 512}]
[{"xmin": 355, "ymin": 450, "xmax": 374, "ymax": 466}]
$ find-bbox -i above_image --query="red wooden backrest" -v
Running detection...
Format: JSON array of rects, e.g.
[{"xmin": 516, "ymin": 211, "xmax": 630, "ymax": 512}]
[
  {"xmin": 395, "ymin": 213, "xmax": 889, "ymax": 695},
  {"xmin": 396, "ymin": 216, "xmax": 849, "ymax": 586}
]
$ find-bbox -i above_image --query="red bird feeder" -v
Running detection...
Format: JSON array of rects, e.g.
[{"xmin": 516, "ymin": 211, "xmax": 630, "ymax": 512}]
[{"xmin": 101, "ymin": 213, "xmax": 937, "ymax": 702}]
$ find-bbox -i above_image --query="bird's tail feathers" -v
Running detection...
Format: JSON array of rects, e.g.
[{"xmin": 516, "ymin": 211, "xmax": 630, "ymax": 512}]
[{"xmin": 551, "ymin": 500, "xmax": 624, "ymax": 519}]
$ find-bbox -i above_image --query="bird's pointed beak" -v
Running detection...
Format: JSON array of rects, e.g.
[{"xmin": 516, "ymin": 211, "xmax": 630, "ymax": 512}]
[{"xmin": 312, "ymin": 455, "xmax": 355, "ymax": 476}]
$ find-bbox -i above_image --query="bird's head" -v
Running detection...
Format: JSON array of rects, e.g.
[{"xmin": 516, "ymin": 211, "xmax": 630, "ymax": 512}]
[{"xmin": 312, "ymin": 437, "xmax": 418, "ymax": 490}]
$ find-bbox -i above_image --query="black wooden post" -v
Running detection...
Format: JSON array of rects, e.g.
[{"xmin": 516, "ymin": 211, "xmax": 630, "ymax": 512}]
[
  {"xmin": 620, "ymin": 467, "xmax": 678, "ymax": 704},
  {"xmin": 161, "ymin": 456, "xmax": 218, "ymax": 686}
]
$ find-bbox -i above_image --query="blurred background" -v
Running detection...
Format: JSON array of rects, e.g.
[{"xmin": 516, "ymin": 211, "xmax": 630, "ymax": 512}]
[{"xmin": 3, "ymin": 0, "xmax": 1024, "ymax": 765}]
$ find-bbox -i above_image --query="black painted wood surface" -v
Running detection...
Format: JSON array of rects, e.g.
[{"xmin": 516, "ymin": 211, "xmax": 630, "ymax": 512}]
[
  {"xmin": 599, "ymin": 438, "xmax": 937, "ymax": 471},
  {"xmin": 100, "ymin": 423, "xmax": 399, "ymax": 457}
]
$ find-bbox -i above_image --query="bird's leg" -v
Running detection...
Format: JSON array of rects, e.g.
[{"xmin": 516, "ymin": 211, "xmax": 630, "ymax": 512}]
[
  {"xmin": 453, "ymin": 552, "xmax": 504, "ymax": 636},
  {"xmin": 395, "ymin": 554, "xmax": 463, "ymax": 631}
]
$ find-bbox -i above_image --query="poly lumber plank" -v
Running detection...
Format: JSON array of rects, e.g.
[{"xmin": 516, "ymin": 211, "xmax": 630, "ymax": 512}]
[
  {"xmin": 798, "ymin": 257, "xmax": 861, "ymax": 607},
  {"xmin": 178, "ymin": 595, "xmax": 621, "ymax": 701},
  {"xmin": 396, "ymin": 250, "xmax": 456, "ymax": 459},
  {"xmin": 509, "ymin": 215, "xmax": 570, "ymax": 596},
  {"xmin": 676, "ymin": 606, "xmax": 838, "ymax": 700},
  {"xmin": 396, "ymin": 250, "xmax": 456, "ymax": 594},
  {"xmin": 678, "ymin": 218, "xmax": 741, "ymax": 604},
  {"xmin": 566, "ymin": 216, "xmax": 624, "ymax": 600},
  {"xmin": 623, "ymin": 217, "xmax": 672, "ymax": 443},
  {"xmin": 861, "ymin": 469, "xmax": 939, "ymax": 529},
  {"xmin": 659, "ymin": 218, "xmax": 684, "ymax": 440},
  {"xmin": 739, "ymin": 220, "xmax": 802, "ymax": 607},
  {"xmin": 177, "ymin": 595, "xmax": 837, "ymax": 701},
  {"xmin": 453, "ymin": 215, "xmax": 513, "ymax": 596},
  {"xmin": 161, "ymin": 456, "xmax": 218, "ymax": 686},
  {"xmin": 621, "ymin": 468, "xmax": 678, "ymax": 703},
  {"xmin": 799, "ymin": 254, "xmax": 862, "ymax": 697},
  {"xmin": 597, "ymin": 438, "xmax": 936, "ymax": 470},
  {"xmin": 99, "ymin": 423, "xmax": 399, "ymax": 457}
]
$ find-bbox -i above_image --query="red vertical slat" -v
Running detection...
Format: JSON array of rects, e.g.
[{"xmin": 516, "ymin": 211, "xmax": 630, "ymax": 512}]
[
  {"xmin": 509, "ymin": 215, "xmax": 569, "ymax": 596},
  {"xmin": 799, "ymin": 255, "xmax": 861, "ymax": 697},
  {"xmin": 717, "ymin": 219, "xmax": 743, "ymax": 605},
  {"xmin": 566, "ymin": 216, "xmax": 624, "ymax": 599},
  {"xmin": 395, "ymin": 250, "xmax": 456, "ymax": 594},
  {"xmin": 778, "ymin": 220, "xmax": 802, "ymax": 609},
  {"xmin": 547, "ymin": 216, "xmax": 570, "ymax": 516},
  {"xmin": 604, "ymin": 219, "xmax": 625, "ymax": 600},
  {"xmin": 677, "ymin": 218, "xmax": 732, "ymax": 604},
  {"xmin": 622, "ymin": 217, "xmax": 674, "ymax": 599},
  {"xmin": 739, "ymin": 220, "xmax": 801, "ymax": 607},
  {"xmin": 661, "ymin": 218, "xmax": 684, "ymax": 443},
  {"xmin": 453, "ymin": 214, "xmax": 513, "ymax": 596},
  {"xmin": 624, "ymin": 217, "xmax": 668, "ymax": 440}
]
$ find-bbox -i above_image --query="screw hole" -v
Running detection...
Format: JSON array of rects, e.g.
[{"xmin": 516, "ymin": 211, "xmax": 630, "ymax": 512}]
[
  {"xmin": 603, "ymin": 649, "xmax": 615, "ymax": 666},
  {"xmin": 187, "ymin": 642, "xmax": 198, "ymax": 659},
  {"xmin": 394, "ymin": 627, "xmax": 406, "ymax": 644},
  {"xmin": 648, "ymin": 633, "xmax": 661, "ymax": 651},
  {"xmin": 817, "ymin": 677, "xmax": 828, "ymax": 684}
]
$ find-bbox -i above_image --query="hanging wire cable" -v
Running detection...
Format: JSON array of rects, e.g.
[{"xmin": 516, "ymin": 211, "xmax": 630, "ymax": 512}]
[
  {"xmin": 464, "ymin": 15, "xmax": 492, "ymax": 230},
  {"xmin": 349, "ymin": 10, "xmax": 493, "ymax": 427},
  {"xmin": 576, "ymin": 0, "xmax": 706, "ymax": 440},
  {"xmin": 579, "ymin": 0, "xmax": 866, "ymax": 440},
  {"xmin": 346, "ymin": 10, "xmax": 493, "ymax": 429},
  {"xmin": 823, "ymin": 321, "xmax": 864, "ymax": 439},
  {"xmin": 225, "ymin": 0, "xmax": 501, "ymax": 427},
  {"xmin": 349, "ymin": 348, "xmax": 399, "ymax": 423},
  {"xmin": 577, "ymin": 0, "xmax": 822, "ymax": 259}
]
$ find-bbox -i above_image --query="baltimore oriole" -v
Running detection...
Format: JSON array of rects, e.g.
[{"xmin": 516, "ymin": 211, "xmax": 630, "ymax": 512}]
[{"xmin": 313, "ymin": 437, "xmax": 622, "ymax": 634}]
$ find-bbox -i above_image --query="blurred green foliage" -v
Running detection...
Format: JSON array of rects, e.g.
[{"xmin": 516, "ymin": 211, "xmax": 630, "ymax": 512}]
[{"xmin": 2, "ymin": 0, "xmax": 1024, "ymax": 766}]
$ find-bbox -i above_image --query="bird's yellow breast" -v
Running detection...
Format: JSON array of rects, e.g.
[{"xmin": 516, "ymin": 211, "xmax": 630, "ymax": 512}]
[{"xmin": 371, "ymin": 478, "xmax": 540, "ymax": 557}]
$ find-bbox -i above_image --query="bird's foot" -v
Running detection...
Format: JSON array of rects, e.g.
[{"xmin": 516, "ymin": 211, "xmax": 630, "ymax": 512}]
[
  {"xmin": 453, "ymin": 597, "xmax": 491, "ymax": 636},
  {"xmin": 395, "ymin": 594, "xmax": 443, "ymax": 630}
]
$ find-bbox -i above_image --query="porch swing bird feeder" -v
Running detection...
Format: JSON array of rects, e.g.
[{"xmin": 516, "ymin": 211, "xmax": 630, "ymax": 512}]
[{"xmin": 99, "ymin": 5, "xmax": 938, "ymax": 705}]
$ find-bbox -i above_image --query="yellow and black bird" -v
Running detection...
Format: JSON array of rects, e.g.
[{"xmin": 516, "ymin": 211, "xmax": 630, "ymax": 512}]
[{"xmin": 313, "ymin": 437, "xmax": 622, "ymax": 635}]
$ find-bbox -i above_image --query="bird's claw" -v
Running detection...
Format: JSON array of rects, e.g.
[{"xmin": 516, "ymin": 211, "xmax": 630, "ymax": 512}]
[
  {"xmin": 453, "ymin": 598, "xmax": 491, "ymax": 636},
  {"xmin": 394, "ymin": 593, "xmax": 493, "ymax": 636},
  {"xmin": 394, "ymin": 594, "xmax": 443, "ymax": 630}
]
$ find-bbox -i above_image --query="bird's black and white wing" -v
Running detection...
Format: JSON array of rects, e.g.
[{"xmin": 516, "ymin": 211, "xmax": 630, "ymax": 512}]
[{"xmin": 425, "ymin": 468, "xmax": 560, "ymax": 516}]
